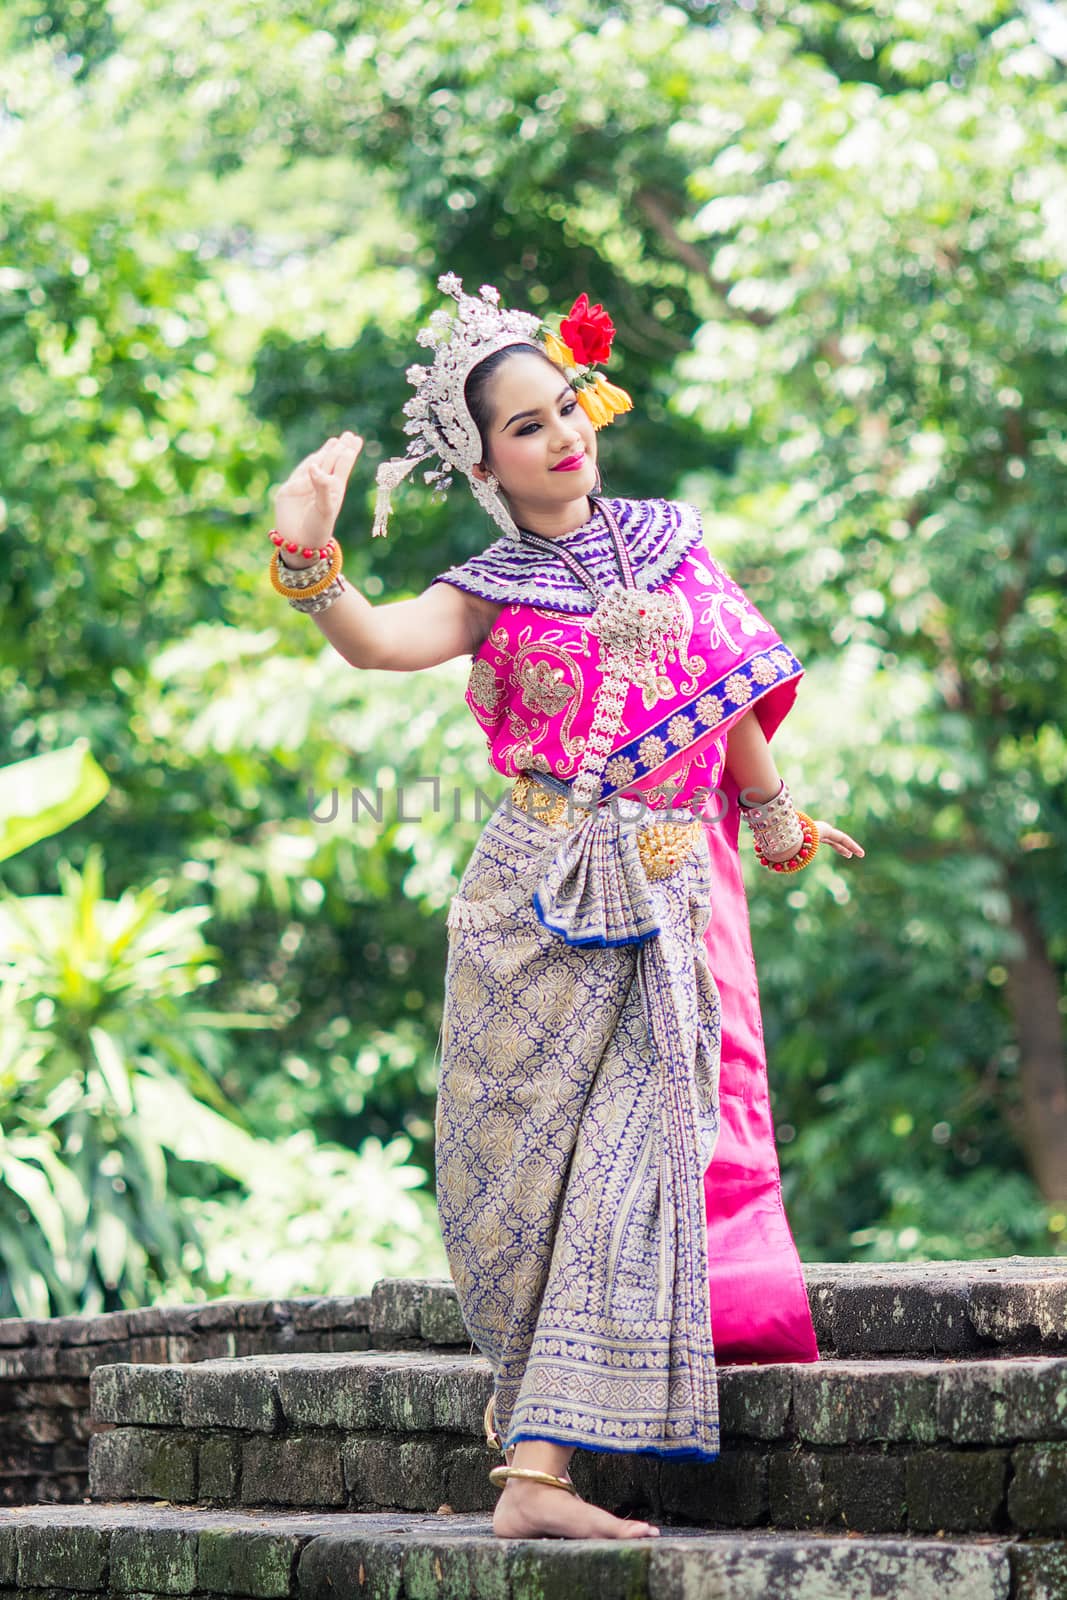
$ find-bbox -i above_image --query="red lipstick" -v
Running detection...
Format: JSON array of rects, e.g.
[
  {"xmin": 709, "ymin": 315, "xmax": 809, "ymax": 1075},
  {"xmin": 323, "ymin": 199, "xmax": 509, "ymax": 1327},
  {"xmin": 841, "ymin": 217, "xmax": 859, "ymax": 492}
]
[{"xmin": 551, "ymin": 453, "xmax": 586, "ymax": 472}]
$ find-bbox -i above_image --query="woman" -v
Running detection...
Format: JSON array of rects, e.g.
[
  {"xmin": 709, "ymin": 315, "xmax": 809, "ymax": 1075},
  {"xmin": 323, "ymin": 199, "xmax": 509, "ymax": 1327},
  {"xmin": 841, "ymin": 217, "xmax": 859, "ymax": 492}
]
[{"xmin": 268, "ymin": 275, "xmax": 864, "ymax": 1542}]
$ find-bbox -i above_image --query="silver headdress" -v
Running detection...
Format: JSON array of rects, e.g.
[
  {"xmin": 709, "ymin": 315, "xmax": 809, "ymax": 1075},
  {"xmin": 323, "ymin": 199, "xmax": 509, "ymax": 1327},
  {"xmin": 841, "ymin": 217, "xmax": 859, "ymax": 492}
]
[{"xmin": 371, "ymin": 272, "xmax": 546, "ymax": 542}]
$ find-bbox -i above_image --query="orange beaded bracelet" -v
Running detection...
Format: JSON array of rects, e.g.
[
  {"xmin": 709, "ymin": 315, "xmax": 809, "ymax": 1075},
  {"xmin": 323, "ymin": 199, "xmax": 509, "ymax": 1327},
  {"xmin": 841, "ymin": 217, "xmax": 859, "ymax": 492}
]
[
  {"xmin": 269, "ymin": 542, "xmax": 344, "ymax": 601},
  {"xmin": 753, "ymin": 811, "xmax": 820, "ymax": 873}
]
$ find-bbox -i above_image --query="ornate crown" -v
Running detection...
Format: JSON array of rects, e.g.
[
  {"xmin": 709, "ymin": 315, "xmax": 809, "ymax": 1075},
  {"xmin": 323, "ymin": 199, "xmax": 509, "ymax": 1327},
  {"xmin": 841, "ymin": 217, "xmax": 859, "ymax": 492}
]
[{"xmin": 371, "ymin": 271, "xmax": 632, "ymax": 541}]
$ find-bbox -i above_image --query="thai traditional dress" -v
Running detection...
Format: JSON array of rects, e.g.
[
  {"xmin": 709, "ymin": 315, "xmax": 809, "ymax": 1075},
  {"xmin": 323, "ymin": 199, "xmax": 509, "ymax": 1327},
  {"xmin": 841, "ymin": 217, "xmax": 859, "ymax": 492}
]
[{"xmin": 430, "ymin": 495, "xmax": 818, "ymax": 1463}]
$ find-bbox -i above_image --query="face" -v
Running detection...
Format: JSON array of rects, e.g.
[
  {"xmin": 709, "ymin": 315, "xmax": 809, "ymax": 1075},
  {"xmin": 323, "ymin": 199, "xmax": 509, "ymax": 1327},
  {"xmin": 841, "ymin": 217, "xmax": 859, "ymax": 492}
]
[{"xmin": 471, "ymin": 351, "xmax": 598, "ymax": 522}]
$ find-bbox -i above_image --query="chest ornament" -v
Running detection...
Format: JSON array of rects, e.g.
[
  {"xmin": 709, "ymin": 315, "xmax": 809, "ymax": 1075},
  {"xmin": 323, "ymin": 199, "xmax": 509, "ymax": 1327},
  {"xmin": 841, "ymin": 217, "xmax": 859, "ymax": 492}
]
[
  {"xmin": 587, "ymin": 583, "xmax": 687, "ymax": 707},
  {"xmin": 517, "ymin": 495, "xmax": 700, "ymax": 808}
]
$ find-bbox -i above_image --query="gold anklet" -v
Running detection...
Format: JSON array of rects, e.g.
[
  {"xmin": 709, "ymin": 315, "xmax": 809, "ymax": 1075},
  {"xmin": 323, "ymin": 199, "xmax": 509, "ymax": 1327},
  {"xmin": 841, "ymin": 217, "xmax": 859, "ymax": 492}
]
[
  {"xmin": 489, "ymin": 1465, "xmax": 579, "ymax": 1496},
  {"xmin": 483, "ymin": 1394, "xmax": 503, "ymax": 1453}
]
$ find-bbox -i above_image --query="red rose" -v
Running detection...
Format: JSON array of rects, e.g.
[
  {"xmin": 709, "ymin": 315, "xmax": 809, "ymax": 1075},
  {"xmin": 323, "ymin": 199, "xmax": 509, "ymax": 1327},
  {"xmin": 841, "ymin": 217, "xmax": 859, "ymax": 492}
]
[{"xmin": 559, "ymin": 293, "xmax": 616, "ymax": 366}]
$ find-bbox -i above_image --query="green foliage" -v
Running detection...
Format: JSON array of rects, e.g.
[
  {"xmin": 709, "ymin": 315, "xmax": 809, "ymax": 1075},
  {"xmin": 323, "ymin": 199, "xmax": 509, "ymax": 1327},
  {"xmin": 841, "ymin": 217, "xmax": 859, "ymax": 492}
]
[
  {"xmin": 0, "ymin": 745, "xmax": 110, "ymax": 863},
  {"xmin": 171, "ymin": 1131, "xmax": 447, "ymax": 1301},
  {"xmin": 0, "ymin": 812, "xmax": 446, "ymax": 1313},
  {"xmin": 0, "ymin": 838, "xmax": 232, "ymax": 1314},
  {"xmin": 1, "ymin": 0, "xmax": 1064, "ymax": 1308}
]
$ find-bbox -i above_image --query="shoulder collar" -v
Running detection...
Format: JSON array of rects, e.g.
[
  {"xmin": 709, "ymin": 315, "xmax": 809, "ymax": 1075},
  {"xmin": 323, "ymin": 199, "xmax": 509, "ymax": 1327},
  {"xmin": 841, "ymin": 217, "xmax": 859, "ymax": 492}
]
[{"xmin": 430, "ymin": 497, "xmax": 705, "ymax": 612}]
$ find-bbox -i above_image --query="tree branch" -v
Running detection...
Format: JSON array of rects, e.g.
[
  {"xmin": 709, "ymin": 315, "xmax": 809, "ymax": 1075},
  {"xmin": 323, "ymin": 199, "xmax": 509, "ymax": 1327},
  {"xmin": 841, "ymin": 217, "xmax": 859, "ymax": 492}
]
[{"xmin": 632, "ymin": 186, "xmax": 777, "ymax": 327}]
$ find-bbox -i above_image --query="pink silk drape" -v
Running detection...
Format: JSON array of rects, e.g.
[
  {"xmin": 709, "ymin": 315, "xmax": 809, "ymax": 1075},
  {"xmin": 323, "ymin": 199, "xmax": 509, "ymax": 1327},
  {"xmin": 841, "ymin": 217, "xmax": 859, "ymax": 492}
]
[
  {"xmin": 622, "ymin": 734, "xmax": 819, "ymax": 1366},
  {"xmin": 698, "ymin": 766, "xmax": 819, "ymax": 1364}
]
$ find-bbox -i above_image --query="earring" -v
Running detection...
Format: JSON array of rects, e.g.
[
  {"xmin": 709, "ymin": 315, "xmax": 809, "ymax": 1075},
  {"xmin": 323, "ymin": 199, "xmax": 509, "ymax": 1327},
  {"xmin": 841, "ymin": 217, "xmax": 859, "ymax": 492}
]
[{"xmin": 468, "ymin": 469, "xmax": 523, "ymax": 540}]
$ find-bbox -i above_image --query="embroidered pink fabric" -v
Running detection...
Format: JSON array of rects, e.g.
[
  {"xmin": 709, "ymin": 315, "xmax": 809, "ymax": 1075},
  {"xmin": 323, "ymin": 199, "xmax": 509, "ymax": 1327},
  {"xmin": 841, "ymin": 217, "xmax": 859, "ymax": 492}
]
[{"xmin": 460, "ymin": 535, "xmax": 819, "ymax": 1366}]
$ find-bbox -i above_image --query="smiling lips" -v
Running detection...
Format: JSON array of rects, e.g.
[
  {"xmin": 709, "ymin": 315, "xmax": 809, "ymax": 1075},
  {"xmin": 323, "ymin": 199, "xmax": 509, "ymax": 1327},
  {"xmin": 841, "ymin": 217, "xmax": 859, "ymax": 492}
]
[{"xmin": 552, "ymin": 453, "xmax": 585, "ymax": 472}]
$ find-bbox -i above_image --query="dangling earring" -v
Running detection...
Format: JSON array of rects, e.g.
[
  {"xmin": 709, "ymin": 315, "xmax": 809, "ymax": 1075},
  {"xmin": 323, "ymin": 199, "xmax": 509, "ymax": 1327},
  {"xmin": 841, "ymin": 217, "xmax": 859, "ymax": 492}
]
[
  {"xmin": 467, "ymin": 468, "xmax": 523, "ymax": 541},
  {"xmin": 593, "ymin": 467, "xmax": 603, "ymax": 495}
]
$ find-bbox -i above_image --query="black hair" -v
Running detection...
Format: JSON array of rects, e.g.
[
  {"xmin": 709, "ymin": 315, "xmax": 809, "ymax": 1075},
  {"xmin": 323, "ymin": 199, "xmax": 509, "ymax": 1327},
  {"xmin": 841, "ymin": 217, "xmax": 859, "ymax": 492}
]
[{"xmin": 463, "ymin": 343, "xmax": 570, "ymax": 464}]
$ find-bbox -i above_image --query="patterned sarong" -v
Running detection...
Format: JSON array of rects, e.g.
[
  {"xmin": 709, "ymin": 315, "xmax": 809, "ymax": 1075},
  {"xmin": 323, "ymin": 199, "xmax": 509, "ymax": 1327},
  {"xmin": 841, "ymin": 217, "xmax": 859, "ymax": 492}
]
[{"xmin": 436, "ymin": 771, "xmax": 723, "ymax": 1459}]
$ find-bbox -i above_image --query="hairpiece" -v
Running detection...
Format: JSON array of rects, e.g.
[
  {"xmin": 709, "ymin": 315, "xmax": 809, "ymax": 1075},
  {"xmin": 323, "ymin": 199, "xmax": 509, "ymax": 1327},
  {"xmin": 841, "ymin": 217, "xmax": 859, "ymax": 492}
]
[{"xmin": 372, "ymin": 273, "xmax": 632, "ymax": 541}]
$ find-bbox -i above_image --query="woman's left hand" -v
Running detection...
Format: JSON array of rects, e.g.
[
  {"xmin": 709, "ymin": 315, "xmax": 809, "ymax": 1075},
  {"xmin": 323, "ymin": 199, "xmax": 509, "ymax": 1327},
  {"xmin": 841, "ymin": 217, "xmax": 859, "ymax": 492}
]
[{"xmin": 810, "ymin": 820, "xmax": 865, "ymax": 860}]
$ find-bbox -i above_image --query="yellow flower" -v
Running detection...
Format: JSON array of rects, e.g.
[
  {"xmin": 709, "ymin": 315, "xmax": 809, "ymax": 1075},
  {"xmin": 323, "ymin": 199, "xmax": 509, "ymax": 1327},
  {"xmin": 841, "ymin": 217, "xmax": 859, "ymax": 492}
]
[
  {"xmin": 541, "ymin": 330, "xmax": 579, "ymax": 375},
  {"xmin": 575, "ymin": 373, "xmax": 634, "ymax": 430},
  {"xmin": 575, "ymin": 384, "xmax": 613, "ymax": 427},
  {"xmin": 591, "ymin": 374, "xmax": 633, "ymax": 417}
]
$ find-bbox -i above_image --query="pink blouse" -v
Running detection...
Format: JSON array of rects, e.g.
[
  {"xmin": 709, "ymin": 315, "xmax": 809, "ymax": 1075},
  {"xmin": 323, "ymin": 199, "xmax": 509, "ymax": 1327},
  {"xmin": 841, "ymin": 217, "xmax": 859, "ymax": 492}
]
[{"xmin": 459, "ymin": 538, "xmax": 803, "ymax": 819}]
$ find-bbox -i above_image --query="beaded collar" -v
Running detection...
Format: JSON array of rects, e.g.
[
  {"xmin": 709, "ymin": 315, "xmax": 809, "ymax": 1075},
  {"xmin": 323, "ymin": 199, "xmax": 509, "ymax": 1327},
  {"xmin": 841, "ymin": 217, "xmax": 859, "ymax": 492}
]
[{"xmin": 429, "ymin": 496, "xmax": 705, "ymax": 613}]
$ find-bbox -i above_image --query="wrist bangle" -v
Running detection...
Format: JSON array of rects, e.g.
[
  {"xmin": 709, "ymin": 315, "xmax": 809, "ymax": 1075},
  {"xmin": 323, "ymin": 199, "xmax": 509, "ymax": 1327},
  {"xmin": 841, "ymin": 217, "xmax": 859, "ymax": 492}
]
[
  {"xmin": 738, "ymin": 777, "xmax": 804, "ymax": 857},
  {"xmin": 270, "ymin": 542, "xmax": 343, "ymax": 600},
  {"xmin": 739, "ymin": 778, "xmax": 821, "ymax": 872},
  {"xmin": 278, "ymin": 555, "xmax": 331, "ymax": 587},
  {"xmin": 287, "ymin": 573, "xmax": 348, "ymax": 614},
  {"xmin": 754, "ymin": 811, "xmax": 820, "ymax": 873}
]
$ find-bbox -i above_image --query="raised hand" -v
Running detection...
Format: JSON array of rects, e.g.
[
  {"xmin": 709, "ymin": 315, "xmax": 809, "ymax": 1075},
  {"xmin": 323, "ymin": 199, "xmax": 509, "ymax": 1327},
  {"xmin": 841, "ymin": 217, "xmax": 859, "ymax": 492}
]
[{"xmin": 273, "ymin": 432, "xmax": 364, "ymax": 563}]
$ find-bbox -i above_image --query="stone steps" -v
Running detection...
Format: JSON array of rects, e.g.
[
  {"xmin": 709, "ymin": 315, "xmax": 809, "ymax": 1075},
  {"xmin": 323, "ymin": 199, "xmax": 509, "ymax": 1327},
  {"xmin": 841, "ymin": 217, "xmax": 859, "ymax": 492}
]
[
  {"xmin": 383, "ymin": 1260, "xmax": 1067, "ymax": 1359},
  {"xmin": 0, "ymin": 1502, "xmax": 1062, "ymax": 1599},
  {"xmin": 10, "ymin": 1256, "xmax": 1060, "ymax": 1384},
  {"xmin": 6, "ymin": 1263, "xmax": 1064, "ymax": 1513},
  {"xmin": 87, "ymin": 1348, "xmax": 1067, "ymax": 1536},
  {"xmin": 804, "ymin": 1258, "xmax": 1067, "ymax": 1356},
  {"xmin": 2, "ymin": 1265, "xmax": 1066, "ymax": 1595}
]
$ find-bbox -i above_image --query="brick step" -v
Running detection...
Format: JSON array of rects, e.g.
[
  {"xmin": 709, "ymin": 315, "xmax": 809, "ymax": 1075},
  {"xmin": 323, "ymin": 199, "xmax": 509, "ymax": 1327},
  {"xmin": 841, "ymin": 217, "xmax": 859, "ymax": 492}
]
[
  {"xmin": 3, "ymin": 1262, "xmax": 1064, "ymax": 1514},
  {"xmin": 0, "ymin": 1501, "xmax": 1063, "ymax": 1599},
  {"xmin": 88, "ymin": 1349, "xmax": 1067, "ymax": 1535},
  {"xmin": 379, "ymin": 1260, "xmax": 1067, "ymax": 1360},
  {"xmin": 804, "ymin": 1258, "xmax": 1067, "ymax": 1356},
  {"xmin": 2, "ymin": 1261, "xmax": 1065, "ymax": 1388}
]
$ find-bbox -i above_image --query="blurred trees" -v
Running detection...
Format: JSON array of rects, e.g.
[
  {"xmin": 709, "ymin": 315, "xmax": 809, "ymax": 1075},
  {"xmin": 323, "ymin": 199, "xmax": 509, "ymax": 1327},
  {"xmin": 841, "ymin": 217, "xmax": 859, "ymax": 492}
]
[
  {"xmin": 0, "ymin": 749, "xmax": 447, "ymax": 1317},
  {"xmin": 0, "ymin": 0, "xmax": 1064, "ymax": 1309}
]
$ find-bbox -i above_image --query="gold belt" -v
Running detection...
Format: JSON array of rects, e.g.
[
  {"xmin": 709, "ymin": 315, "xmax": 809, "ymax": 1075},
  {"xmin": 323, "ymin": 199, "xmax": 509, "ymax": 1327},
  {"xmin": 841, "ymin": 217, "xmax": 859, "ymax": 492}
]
[{"xmin": 511, "ymin": 772, "xmax": 702, "ymax": 882}]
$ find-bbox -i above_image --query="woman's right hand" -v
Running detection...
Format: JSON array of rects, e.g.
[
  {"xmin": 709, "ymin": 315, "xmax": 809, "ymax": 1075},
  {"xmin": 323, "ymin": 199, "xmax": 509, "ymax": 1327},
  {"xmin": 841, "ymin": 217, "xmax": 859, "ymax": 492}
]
[{"xmin": 273, "ymin": 432, "xmax": 364, "ymax": 563}]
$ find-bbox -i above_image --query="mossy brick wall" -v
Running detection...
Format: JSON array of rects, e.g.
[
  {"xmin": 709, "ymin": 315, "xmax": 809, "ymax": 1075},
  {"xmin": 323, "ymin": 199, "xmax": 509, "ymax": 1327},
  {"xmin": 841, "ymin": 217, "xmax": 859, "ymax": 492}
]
[
  {"xmin": 0, "ymin": 1280, "xmax": 467, "ymax": 1507},
  {"xmin": 88, "ymin": 1349, "xmax": 1067, "ymax": 1536}
]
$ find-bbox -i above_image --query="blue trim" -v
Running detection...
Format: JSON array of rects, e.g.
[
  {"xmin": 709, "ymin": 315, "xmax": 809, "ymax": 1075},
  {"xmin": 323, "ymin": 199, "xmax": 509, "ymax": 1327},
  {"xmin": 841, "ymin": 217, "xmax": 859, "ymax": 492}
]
[
  {"xmin": 512, "ymin": 650, "xmax": 803, "ymax": 809},
  {"xmin": 531, "ymin": 888, "xmax": 662, "ymax": 948},
  {"xmin": 504, "ymin": 1428, "xmax": 721, "ymax": 1463},
  {"xmin": 527, "ymin": 770, "xmax": 584, "ymax": 799},
  {"xmin": 599, "ymin": 647, "xmax": 803, "ymax": 800}
]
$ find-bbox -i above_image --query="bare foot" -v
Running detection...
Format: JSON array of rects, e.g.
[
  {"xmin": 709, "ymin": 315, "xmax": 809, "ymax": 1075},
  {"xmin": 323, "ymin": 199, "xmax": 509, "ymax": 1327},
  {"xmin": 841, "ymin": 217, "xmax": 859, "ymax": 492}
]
[{"xmin": 492, "ymin": 1477, "xmax": 659, "ymax": 1540}]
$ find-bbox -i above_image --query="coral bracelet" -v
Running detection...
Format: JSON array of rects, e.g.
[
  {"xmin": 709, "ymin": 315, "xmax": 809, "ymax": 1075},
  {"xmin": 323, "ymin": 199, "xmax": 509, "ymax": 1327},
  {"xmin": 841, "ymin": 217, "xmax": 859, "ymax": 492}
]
[{"xmin": 753, "ymin": 811, "xmax": 820, "ymax": 873}]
